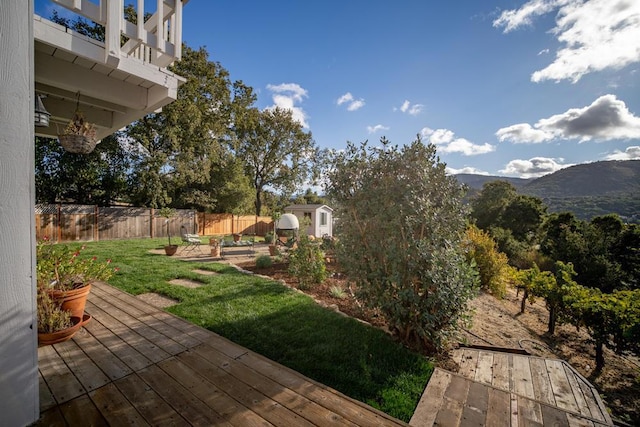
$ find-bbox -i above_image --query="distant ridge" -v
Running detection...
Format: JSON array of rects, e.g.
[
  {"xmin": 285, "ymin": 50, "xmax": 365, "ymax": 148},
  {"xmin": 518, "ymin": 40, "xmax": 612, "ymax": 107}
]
[
  {"xmin": 456, "ymin": 160, "xmax": 640, "ymax": 221},
  {"xmin": 455, "ymin": 174, "xmax": 531, "ymax": 189},
  {"xmin": 521, "ymin": 160, "xmax": 640, "ymax": 198}
]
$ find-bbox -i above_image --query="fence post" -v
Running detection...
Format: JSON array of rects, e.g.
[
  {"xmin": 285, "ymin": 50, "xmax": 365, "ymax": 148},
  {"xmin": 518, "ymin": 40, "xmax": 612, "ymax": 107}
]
[
  {"xmin": 57, "ymin": 203, "xmax": 62, "ymax": 243},
  {"xmin": 150, "ymin": 208, "xmax": 155, "ymax": 238},
  {"xmin": 94, "ymin": 205, "xmax": 99, "ymax": 241}
]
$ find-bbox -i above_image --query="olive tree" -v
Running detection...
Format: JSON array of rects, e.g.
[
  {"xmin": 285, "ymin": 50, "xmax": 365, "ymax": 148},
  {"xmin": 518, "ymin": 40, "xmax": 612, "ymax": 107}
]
[{"xmin": 325, "ymin": 137, "xmax": 478, "ymax": 353}]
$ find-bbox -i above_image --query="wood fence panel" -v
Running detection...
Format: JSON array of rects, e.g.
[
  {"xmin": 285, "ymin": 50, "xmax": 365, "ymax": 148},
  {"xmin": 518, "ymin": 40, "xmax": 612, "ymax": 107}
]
[
  {"xmin": 59, "ymin": 205, "xmax": 96, "ymax": 242},
  {"xmin": 35, "ymin": 205, "xmax": 263, "ymax": 241},
  {"xmin": 35, "ymin": 204, "xmax": 59, "ymax": 242},
  {"xmin": 98, "ymin": 207, "xmax": 151, "ymax": 240},
  {"xmin": 35, "ymin": 214, "xmax": 57, "ymax": 242},
  {"xmin": 198, "ymin": 213, "xmax": 233, "ymax": 236},
  {"xmin": 232, "ymin": 215, "xmax": 274, "ymax": 236},
  {"xmin": 197, "ymin": 214, "xmax": 273, "ymax": 236}
]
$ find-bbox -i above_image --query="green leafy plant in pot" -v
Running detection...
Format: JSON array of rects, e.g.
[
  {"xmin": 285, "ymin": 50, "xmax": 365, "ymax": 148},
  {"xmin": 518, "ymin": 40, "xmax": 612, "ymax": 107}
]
[
  {"xmin": 36, "ymin": 236, "xmax": 116, "ymax": 326},
  {"xmin": 37, "ymin": 285, "xmax": 82, "ymax": 346}
]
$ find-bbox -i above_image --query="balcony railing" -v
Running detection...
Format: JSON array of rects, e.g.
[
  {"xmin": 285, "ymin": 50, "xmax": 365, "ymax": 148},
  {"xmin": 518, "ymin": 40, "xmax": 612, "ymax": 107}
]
[{"xmin": 50, "ymin": 0, "xmax": 184, "ymax": 68}]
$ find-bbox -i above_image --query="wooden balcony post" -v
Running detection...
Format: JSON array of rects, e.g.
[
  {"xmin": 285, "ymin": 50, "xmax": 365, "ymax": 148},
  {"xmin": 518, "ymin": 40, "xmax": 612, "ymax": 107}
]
[
  {"xmin": 157, "ymin": 0, "xmax": 165, "ymax": 54},
  {"xmin": 174, "ymin": 0, "xmax": 183, "ymax": 60},
  {"xmin": 105, "ymin": 0, "xmax": 122, "ymax": 64}
]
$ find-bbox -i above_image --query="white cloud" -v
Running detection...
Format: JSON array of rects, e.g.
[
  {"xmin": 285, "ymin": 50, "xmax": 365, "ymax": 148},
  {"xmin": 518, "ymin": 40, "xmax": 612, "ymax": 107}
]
[
  {"xmin": 494, "ymin": 0, "xmax": 640, "ymax": 83},
  {"xmin": 367, "ymin": 124, "xmax": 389, "ymax": 134},
  {"xmin": 399, "ymin": 100, "xmax": 424, "ymax": 116},
  {"xmin": 337, "ymin": 92, "xmax": 365, "ymax": 111},
  {"xmin": 421, "ymin": 127, "xmax": 496, "ymax": 156},
  {"xmin": 496, "ymin": 123, "xmax": 554, "ymax": 143},
  {"xmin": 337, "ymin": 92, "xmax": 354, "ymax": 105},
  {"xmin": 604, "ymin": 145, "xmax": 640, "ymax": 160},
  {"xmin": 446, "ymin": 166, "xmax": 491, "ymax": 175},
  {"xmin": 500, "ymin": 157, "xmax": 573, "ymax": 178},
  {"xmin": 266, "ymin": 83, "xmax": 309, "ymax": 128},
  {"xmin": 493, "ymin": 0, "xmax": 566, "ymax": 33},
  {"xmin": 496, "ymin": 94, "xmax": 640, "ymax": 143}
]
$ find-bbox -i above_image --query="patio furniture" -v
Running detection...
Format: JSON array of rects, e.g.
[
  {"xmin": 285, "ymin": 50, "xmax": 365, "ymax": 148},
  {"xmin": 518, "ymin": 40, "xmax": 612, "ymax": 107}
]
[
  {"xmin": 180, "ymin": 225, "xmax": 202, "ymax": 253},
  {"xmin": 220, "ymin": 235, "xmax": 255, "ymax": 258}
]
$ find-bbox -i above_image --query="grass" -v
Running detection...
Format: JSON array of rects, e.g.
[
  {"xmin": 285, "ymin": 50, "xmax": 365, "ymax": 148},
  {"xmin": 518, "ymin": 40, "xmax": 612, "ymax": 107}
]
[{"xmin": 73, "ymin": 238, "xmax": 433, "ymax": 422}]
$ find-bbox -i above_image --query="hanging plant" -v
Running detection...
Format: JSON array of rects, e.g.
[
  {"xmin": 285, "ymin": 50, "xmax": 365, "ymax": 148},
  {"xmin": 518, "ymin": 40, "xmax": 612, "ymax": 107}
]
[{"xmin": 58, "ymin": 94, "xmax": 98, "ymax": 154}]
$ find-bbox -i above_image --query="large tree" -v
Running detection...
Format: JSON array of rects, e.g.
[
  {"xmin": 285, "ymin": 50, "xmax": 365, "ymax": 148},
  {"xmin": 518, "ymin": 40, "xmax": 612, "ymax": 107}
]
[
  {"xmin": 470, "ymin": 181, "xmax": 517, "ymax": 230},
  {"xmin": 326, "ymin": 137, "xmax": 478, "ymax": 353},
  {"xmin": 35, "ymin": 135, "xmax": 131, "ymax": 205},
  {"xmin": 232, "ymin": 107, "xmax": 317, "ymax": 216},
  {"xmin": 127, "ymin": 46, "xmax": 256, "ymax": 210}
]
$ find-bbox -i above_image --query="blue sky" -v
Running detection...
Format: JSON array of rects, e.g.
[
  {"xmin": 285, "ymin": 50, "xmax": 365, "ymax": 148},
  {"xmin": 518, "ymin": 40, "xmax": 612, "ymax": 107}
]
[{"xmin": 36, "ymin": 0, "xmax": 640, "ymax": 178}]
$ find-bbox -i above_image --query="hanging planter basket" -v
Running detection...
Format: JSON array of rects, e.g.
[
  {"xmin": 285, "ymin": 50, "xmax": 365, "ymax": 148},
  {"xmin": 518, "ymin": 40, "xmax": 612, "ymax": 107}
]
[
  {"xmin": 58, "ymin": 96, "xmax": 98, "ymax": 154},
  {"xmin": 59, "ymin": 134, "xmax": 97, "ymax": 154}
]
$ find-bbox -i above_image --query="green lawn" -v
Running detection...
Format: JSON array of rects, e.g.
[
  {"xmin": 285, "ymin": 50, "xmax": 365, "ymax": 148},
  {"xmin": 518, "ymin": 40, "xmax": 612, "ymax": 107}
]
[{"xmin": 75, "ymin": 238, "xmax": 433, "ymax": 422}]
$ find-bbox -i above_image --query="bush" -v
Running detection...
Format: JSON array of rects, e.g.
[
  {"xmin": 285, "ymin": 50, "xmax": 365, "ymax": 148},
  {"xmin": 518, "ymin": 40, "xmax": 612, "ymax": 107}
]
[
  {"xmin": 264, "ymin": 232, "xmax": 274, "ymax": 244},
  {"xmin": 464, "ymin": 225, "xmax": 511, "ymax": 298},
  {"xmin": 325, "ymin": 138, "xmax": 479, "ymax": 353},
  {"xmin": 255, "ymin": 255, "xmax": 273, "ymax": 269},
  {"xmin": 288, "ymin": 235, "xmax": 327, "ymax": 290},
  {"xmin": 330, "ymin": 285, "xmax": 347, "ymax": 299}
]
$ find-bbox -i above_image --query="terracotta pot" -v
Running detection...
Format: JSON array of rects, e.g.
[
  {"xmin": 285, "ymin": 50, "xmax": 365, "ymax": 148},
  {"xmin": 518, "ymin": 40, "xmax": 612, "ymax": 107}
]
[
  {"xmin": 164, "ymin": 244, "xmax": 178, "ymax": 256},
  {"xmin": 211, "ymin": 246, "xmax": 220, "ymax": 258},
  {"xmin": 233, "ymin": 233, "xmax": 242, "ymax": 242},
  {"xmin": 49, "ymin": 284, "xmax": 92, "ymax": 319},
  {"xmin": 268, "ymin": 245, "xmax": 279, "ymax": 256},
  {"xmin": 38, "ymin": 316, "xmax": 82, "ymax": 347}
]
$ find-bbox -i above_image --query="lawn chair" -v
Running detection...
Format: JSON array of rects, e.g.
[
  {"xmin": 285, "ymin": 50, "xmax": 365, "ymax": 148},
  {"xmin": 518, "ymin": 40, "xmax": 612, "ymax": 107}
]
[{"xmin": 180, "ymin": 225, "xmax": 202, "ymax": 253}]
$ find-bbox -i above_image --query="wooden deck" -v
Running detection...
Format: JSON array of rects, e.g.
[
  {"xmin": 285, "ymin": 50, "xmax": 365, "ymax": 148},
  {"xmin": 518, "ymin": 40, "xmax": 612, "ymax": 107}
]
[
  {"xmin": 36, "ymin": 281, "xmax": 407, "ymax": 426},
  {"xmin": 410, "ymin": 347, "xmax": 613, "ymax": 426}
]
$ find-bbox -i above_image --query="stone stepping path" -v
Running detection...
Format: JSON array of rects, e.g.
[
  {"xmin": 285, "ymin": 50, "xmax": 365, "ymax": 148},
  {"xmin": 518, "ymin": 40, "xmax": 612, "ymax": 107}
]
[
  {"xmin": 192, "ymin": 269, "xmax": 219, "ymax": 276},
  {"xmin": 136, "ymin": 292, "xmax": 179, "ymax": 308},
  {"xmin": 169, "ymin": 278, "xmax": 203, "ymax": 288}
]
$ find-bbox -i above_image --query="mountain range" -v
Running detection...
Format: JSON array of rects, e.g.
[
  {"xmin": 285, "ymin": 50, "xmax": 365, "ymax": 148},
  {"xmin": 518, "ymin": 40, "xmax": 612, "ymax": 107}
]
[{"xmin": 456, "ymin": 160, "xmax": 640, "ymax": 222}]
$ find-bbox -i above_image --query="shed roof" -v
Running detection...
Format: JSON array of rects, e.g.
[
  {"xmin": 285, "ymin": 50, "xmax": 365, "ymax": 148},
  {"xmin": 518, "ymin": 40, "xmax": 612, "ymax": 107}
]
[{"xmin": 285, "ymin": 204, "xmax": 333, "ymax": 212}]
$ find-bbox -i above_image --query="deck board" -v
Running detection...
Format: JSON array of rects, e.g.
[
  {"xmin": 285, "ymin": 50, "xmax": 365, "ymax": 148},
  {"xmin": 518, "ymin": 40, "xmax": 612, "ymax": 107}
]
[
  {"xmin": 36, "ymin": 281, "xmax": 407, "ymax": 426},
  {"xmin": 410, "ymin": 348, "xmax": 613, "ymax": 426}
]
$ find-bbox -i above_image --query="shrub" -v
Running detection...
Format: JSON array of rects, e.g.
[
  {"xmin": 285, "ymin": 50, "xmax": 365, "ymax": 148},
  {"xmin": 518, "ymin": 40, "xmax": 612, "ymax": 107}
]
[
  {"xmin": 288, "ymin": 235, "xmax": 327, "ymax": 290},
  {"xmin": 330, "ymin": 286, "xmax": 347, "ymax": 299},
  {"xmin": 464, "ymin": 225, "xmax": 510, "ymax": 298},
  {"xmin": 264, "ymin": 232, "xmax": 274, "ymax": 244},
  {"xmin": 255, "ymin": 255, "xmax": 273, "ymax": 269},
  {"xmin": 325, "ymin": 138, "xmax": 479, "ymax": 353}
]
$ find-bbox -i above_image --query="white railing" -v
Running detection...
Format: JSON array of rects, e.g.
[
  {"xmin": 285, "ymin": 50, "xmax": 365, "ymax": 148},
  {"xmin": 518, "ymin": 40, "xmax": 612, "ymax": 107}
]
[{"xmin": 51, "ymin": 0, "xmax": 183, "ymax": 67}]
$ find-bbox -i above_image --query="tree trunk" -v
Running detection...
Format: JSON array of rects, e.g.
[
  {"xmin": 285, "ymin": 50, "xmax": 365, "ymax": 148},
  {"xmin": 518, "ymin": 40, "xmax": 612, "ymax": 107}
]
[
  {"xmin": 547, "ymin": 305, "xmax": 556, "ymax": 335},
  {"xmin": 520, "ymin": 288, "xmax": 528, "ymax": 314},
  {"xmin": 255, "ymin": 189, "xmax": 262, "ymax": 216},
  {"xmin": 595, "ymin": 340, "xmax": 605, "ymax": 372}
]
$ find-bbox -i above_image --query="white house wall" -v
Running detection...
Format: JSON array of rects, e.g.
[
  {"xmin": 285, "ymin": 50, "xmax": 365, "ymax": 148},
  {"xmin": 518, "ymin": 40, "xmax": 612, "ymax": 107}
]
[{"xmin": 0, "ymin": 1, "xmax": 39, "ymax": 425}]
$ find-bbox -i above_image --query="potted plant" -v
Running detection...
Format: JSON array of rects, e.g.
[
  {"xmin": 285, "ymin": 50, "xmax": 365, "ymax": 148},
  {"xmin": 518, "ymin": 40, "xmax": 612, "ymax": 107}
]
[
  {"xmin": 158, "ymin": 207, "xmax": 178, "ymax": 255},
  {"xmin": 209, "ymin": 237, "xmax": 221, "ymax": 258},
  {"xmin": 37, "ymin": 286, "xmax": 82, "ymax": 346},
  {"xmin": 58, "ymin": 109, "xmax": 98, "ymax": 154},
  {"xmin": 36, "ymin": 237, "xmax": 116, "ymax": 322}
]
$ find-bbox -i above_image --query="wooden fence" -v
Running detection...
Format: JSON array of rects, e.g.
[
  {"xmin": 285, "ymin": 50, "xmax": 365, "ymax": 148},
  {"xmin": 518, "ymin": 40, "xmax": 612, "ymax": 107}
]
[
  {"xmin": 34, "ymin": 204, "xmax": 274, "ymax": 242},
  {"xmin": 197, "ymin": 213, "xmax": 274, "ymax": 236}
]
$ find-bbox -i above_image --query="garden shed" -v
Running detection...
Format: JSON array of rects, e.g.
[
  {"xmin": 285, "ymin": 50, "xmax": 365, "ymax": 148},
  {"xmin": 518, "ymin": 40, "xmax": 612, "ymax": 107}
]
[{"xmin": 285, "ymin": 204, "xmax": 333, "ymax": 238}]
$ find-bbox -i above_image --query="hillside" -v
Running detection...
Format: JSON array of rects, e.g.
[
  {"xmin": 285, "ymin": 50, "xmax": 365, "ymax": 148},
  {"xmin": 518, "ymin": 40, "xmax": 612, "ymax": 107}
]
[
  {"xmin": 522, "ymin": 160, "xmax": 640, "ymax": 198},
  {"xmin": 457, "ymin": 160, "xmax": 640, "ymax": 221},
  {"xmin": 455, "ymin": 174, "xmax": 531, "ymax": 189}
]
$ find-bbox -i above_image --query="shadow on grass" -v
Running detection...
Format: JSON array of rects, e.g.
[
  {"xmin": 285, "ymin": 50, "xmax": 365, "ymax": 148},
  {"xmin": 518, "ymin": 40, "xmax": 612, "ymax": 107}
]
[{"xmin": 169, "ymin": 276, "xmax": 433, "ymax": 422}]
